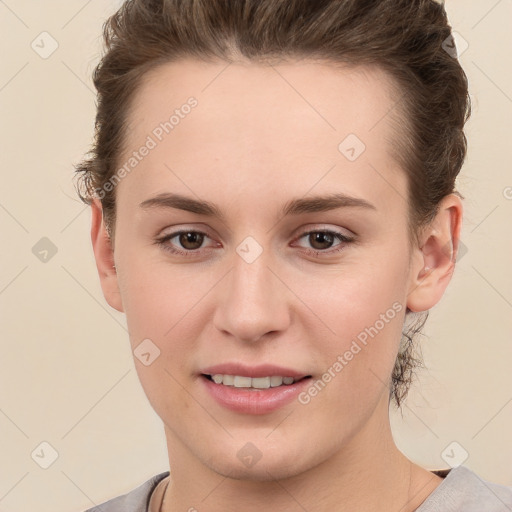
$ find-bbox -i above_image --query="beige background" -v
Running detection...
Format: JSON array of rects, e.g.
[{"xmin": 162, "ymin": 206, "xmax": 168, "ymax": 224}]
[{"xmin": 0, "ymin": 1, "xmax": 511, "ymax": 511}]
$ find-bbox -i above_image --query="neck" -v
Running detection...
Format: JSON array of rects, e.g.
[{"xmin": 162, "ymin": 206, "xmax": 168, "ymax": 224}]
[{"xmin": 161, "ymin": 396, "xmax": 442, "ymax": 512}]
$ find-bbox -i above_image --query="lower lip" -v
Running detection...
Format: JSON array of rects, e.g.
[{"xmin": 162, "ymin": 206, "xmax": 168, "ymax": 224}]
[{"xmin": 200, "ymin": 375, "xmax": 312, "ymax": 415}]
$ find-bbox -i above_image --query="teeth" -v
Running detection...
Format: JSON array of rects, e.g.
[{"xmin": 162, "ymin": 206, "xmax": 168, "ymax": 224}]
[
  {"xmin": 251, "ymin": 377, "xmax": 270, "ymax": 389},
  {"xmin": 209, "ymin": 374, "xmax": 302, "ymax": 388},
  {"xmin": 234, "ymin": 376, "xmax": 252, "ymax": 388},
  {"xmin": 222, "ymin": 374, "xmax": 235, "ymax": 386},
  {"xmin": 270, "ymin": 376, "xmax": 283, "ymax": 387}
]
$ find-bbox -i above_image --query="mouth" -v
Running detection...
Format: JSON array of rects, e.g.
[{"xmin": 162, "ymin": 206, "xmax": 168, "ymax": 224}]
[
  {"xmin": 198, "ymin": 363, "xmax": 314, "ymax": 413},
  {"xmin": 201, "ymin": 373, "xmax": 312, "ymax": 390}
]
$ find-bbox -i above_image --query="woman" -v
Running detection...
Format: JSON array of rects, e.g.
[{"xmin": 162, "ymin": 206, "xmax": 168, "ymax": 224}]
[{"xmin": 75, "ymin": 0, "xmax": 512, "ymax": 510}]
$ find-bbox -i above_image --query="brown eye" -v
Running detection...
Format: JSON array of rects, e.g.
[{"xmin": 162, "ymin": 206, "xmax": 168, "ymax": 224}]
[
  {"xmin": 155, "ymin": 229, "xmax": 214, "ymax": 257},
  {"xmin": 293, "ymin": 228, "xmax": 354, "ymax": 257},
  {"xmin": 308, "ymin": 232, "xmax": 335, "ymax": 250},
  {"xmin": 178, "ymin": 232, "xmax": 205, "ymax": 250}
]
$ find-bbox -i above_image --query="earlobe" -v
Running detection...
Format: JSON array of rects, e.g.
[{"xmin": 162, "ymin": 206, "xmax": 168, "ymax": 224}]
[
  {"xmin": 90, "ymin": 199, "xmax": 124, "ymax": 312},
  {"xmin": 406, "ymin": 194, "xmax": 463, "ymax": 313}
]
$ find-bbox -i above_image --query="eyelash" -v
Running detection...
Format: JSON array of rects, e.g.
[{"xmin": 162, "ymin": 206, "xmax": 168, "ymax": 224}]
[{"xmin": 154, "ymin": 228, "xmax": 354, "ymax": 258}]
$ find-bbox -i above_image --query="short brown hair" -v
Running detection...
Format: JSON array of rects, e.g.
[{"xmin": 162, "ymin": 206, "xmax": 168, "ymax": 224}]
[{"xmin": 75, "ymin": 0, "xmax": 471, "ymax": 407}]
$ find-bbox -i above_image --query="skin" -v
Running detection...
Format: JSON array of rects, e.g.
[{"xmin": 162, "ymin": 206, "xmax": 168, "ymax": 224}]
[{"xmin": 91, "ymin": 58, "xmax": 463, "ymax": 512}]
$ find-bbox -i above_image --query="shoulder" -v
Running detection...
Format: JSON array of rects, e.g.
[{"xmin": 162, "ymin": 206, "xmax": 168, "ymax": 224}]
[
  {"xmin": 82, "ymin": 472, "xmax": 170, "ymax": 512},
  {"xmin": 418, "ymin": 466, "xmax": 512, "ymax": 512}
]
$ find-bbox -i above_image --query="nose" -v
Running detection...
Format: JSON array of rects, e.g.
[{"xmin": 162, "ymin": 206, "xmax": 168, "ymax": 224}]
[{"xmin": 212, "ymin": 246, "xmax": 292, "ymax": 343}]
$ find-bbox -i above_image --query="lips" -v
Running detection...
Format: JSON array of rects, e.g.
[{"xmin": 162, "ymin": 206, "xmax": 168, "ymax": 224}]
[
  {"xmin": 200, "ymin": 362, "xmax": 310, "ymax": 379},
  {"xmin": 198, "ymin": 362, "xmax": 313, "ymax": 414},
  {"xmin": 201, "ymin": 373, "xmax": 312, "ymax": 414}
]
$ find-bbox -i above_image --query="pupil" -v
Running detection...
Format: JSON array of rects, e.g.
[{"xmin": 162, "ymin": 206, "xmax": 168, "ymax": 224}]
[
  {"xmin": 180, "ymin": 232, "xmax": 203, "ymax": 250},
  {"xmin": 310, "ymin": 232, "xmax": 333, "ymax": 250}
]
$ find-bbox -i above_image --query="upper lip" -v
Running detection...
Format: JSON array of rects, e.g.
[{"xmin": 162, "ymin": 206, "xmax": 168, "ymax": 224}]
[{"xmin": 200, "ymin": 363, "xmax": 311, "ymax": 379}]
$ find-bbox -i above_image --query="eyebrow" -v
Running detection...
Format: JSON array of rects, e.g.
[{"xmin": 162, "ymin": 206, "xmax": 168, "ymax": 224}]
[{"xmin": 139, "ymin": 192, "xmax": 377, "ymax": 221}]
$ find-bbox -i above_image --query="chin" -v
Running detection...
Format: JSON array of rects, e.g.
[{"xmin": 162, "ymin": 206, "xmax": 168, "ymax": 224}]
[
  {"xmin": 195, "ymin": 435, "xmax": 323, "ymax": 483},
  {"xmin": 206, "ymin": 456, "xmax": 309, "ymax": 482}
]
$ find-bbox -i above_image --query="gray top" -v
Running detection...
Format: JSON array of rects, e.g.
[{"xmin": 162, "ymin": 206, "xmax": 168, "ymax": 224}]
[{"xmin": 83, "ymin": 466, "xmax": 512, "ymax": 512}]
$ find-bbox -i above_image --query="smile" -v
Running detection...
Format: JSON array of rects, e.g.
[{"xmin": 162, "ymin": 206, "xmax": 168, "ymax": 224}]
[{"xmin": 203, "ymin": 374, "xmax": 310, "ymax": 389}]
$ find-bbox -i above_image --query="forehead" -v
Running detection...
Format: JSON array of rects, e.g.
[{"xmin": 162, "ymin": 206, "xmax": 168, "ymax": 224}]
[{"xmin": 117, "ymin": 58, "xmax": 407, "ymax": 212}]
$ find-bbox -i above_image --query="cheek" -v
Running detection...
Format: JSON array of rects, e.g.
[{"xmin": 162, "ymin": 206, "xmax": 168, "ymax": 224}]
[
  {"xmin": 299, "ymin": 256, "xmax": 407, "ymax": 342},
  {"xmin": 117, "ymin": 242, "xmax": 198, "ymax": 324},
  {"xmin": 117, "ymin": 257, "xmax": 222, "ymax": 384},
  {"xmin": 295, "ymin": 253, "xmax": 408, "ymax": 398},
  {"xmin": 119, "ymin": 238, "xmax": 409, "ymax": 352},
  {"xmin": 117, "ymin": 262, "xmax": 207, "ymax": 416}
]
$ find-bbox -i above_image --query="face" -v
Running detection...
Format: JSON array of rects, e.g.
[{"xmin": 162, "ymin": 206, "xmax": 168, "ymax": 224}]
[{"xmin": 95, "ymin": 59, "xmax": 436, "ymax": 480}]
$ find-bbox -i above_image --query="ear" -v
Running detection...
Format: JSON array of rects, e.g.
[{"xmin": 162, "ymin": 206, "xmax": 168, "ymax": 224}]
[
  {"xmin": 407, "ymin": 194, "xmax": 463, "ymax": 313},
  {"xmin": 90, "ymin": 199, "xmax": 124, "ymax": 312}
]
